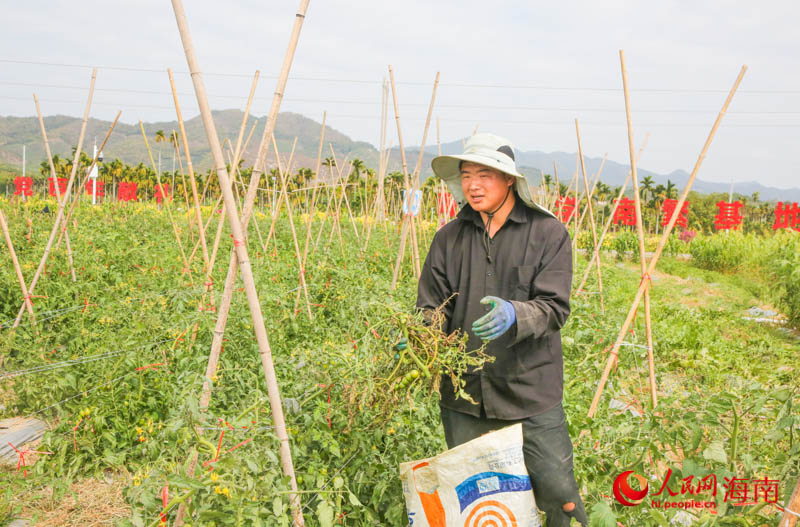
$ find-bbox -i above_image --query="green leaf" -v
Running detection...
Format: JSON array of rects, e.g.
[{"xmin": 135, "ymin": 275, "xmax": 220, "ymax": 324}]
[
  {"xmin": 333, "ymin": 476, "xmax": 344, "ymax": 489},
  {"xmin": 272, "ymin": 496, "xmax": 283, "ymax": 517},
  {"xmin": 649, "ymin": 508, "xmax": 669, "ymax": 527},
  {"xmin": 316, "ymin": 500, "xmax": 334, "ymax": 527},
  {"xmin": 588, "ymin": 501, "xmax": 617, "ymax": 527},
  {"xmin": 348, "ymin": 492, "xmax": 362, "ymax": 507},
  {"xmin": 702, "ymin": 441, "xmax": 728, "ymax": 465}
]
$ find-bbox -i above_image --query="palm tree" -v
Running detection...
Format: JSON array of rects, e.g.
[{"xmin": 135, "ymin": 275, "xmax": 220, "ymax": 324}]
[
  {"xmin": 640, "ymin": 175, "xmax": 654, "ymax": 204},
  {"xmin": 665, "ymin": 179, "xmax": 677, "ymax": 200}
]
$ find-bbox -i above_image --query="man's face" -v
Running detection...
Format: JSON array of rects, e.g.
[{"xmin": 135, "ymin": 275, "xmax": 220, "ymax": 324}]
[{"xmin": 460, "ymin": 161, "xmax": 515, "ymax": 213}]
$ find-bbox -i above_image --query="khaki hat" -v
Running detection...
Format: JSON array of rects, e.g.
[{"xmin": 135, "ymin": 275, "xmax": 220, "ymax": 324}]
[{"xmin": 431, "ymin": 133, "xmax": 555, "ymax": 218}]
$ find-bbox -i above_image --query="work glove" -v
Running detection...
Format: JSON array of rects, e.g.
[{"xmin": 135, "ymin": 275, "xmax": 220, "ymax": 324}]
[{"xmin": 472, "ymin": 296, "xmax": 516, "ymax": 341}]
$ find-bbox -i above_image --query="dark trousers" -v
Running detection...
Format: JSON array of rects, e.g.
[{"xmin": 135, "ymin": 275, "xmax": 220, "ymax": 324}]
[{"xmin": 440, "ymin": 403, "xmax": 588, "ymax": 527}]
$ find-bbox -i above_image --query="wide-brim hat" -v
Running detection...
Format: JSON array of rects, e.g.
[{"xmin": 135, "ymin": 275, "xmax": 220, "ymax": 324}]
[{"xmin": 431, "ymin": 133, "xmax": 555, "ymax": 218}]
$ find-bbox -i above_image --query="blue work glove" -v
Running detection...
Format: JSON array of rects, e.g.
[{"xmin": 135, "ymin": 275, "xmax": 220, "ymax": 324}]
[{"xmin": 472, "ymin": 296, "xmax": 516, "ymax": 341}]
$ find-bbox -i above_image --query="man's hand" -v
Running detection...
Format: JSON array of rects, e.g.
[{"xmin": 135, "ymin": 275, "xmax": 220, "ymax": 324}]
[{"xmin": 472, "ymin": 296, "xmax": 516, "ymax": 341}]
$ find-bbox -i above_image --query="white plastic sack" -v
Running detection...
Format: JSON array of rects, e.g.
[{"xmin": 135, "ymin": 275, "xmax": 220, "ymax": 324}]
[{"xmin": 400, "ymin": 423, "xmax": 541, "ymax": 527}]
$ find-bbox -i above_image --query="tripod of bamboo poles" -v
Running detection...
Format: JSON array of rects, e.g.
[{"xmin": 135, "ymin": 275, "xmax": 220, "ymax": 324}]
[
  {"xmin": 587, "ymin": 63, "xmax": 747, "ymax": 418},
  {"xmin": 175, "ymin": 73, "xmax": 261, "ymax": 353},
  {"xmin": 12, "ymin": 75, "xmax": 120, "ymax": 328},
  {"xmin": 169, "ymin": 0, "xmax": 310, "ymax": 524},
  {"xmin": 388, "ymin": 67, "xmax": 439, "ymax": 290},
  {"xmin": 575, "ymin": 134, "xmax": 649, "ymax": 296},
  {"xmin": 574, "ymin": 124, "xmax": 606, "ymax": 314},
  {"xmin": 269, "ymin": 134, "xmax": 313, "ymax": 319},
  {"xmin": 34, "ymin": 94, "xmax": 77, "ymax": 283}
]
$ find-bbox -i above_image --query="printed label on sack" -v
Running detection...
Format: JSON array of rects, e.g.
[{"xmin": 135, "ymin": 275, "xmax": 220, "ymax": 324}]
[{"xmin": 456, "ymin": 472, "xmax": 532, "ymax": 512}]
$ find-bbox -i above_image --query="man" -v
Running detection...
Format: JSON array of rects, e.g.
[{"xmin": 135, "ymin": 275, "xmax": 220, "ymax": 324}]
[{"xmin": 416, "ymin": 133, "xmax": 588, "ymax": 526}]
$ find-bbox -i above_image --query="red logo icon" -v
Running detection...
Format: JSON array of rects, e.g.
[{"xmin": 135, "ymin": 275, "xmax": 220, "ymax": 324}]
[{"xmin": 613, "ymin": 471, "xmax": 649, "ymax": 506}]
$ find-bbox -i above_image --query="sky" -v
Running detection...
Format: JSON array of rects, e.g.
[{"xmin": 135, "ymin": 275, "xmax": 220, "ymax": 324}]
[{"xmin": 2, "ymin": 0, "xmax": 799, "ymax": 189}]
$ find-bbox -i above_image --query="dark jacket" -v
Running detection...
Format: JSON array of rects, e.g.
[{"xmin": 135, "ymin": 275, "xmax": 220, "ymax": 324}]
[{"xmin": 416, "ymin": 196, "xmax": 572, "ymax": 419}]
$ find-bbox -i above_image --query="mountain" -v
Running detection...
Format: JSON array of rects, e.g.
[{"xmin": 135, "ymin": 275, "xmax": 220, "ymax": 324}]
[{"xmin": 1, "ymin": 111, "xmax": 798, "ymax": 201}]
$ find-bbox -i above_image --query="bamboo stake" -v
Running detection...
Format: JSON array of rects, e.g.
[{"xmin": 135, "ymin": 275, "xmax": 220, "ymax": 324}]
[
  {"xmin": 587, "ymin": 64, "xmax": 747, "ymax": 418},
  {"xmin": 0, "ymin": 210, "xmax": 36, "ymax": 326},
  {"xmin": 388, "ymin": 66, "xmax": 415, "ymax": 291},
  {"xmin": 575, "ymin": 119, "xmax": 604, "ymax": 313},
  {"xmin": 12, "ymin": 71, "xmax": 98, "ymax": 328},
  {"xmin": 34, "ymin": 93, "xmax": 77, "ymax": 282},
  {"xmin": 168, "ymin": 68, "xmax": 210, "ymax": 272},
  {"xmin": 406, "ymin": 72, "xmax": 440, "ymax": 277},
  {"xmin": 619, "ymin": 50, "xmax": 657, "ymax": 408},
  {"xmin": 139, "ymin": 120, "xmax": 191, "ymax": 275},
  {"xmin": 170, "ymin": 2, "xmax": 307, "ymax": 524},
  {"xmin": 780, "ymin": 477, "xmax": 800, "ymax": 527}
]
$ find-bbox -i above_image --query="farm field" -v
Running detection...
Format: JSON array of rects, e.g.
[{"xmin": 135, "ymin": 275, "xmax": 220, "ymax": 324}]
[{"xmin": 0, "ymin": 198, "xmax": 798, "ymax": 526}]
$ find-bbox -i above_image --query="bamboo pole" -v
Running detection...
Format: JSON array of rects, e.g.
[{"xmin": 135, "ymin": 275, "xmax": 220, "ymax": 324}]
[
  {"xmin": 388, "ymin": 66, "xmax": 415, "ymax": 291},
  {"xmin": 407, "ymin": 72, "xmax": 440, "ymax": 277},
  {"xmin": 12, "ymin": 71, "xmax": 98, "ymax": 328},
  {"xmin": 0, "ymin": 210, "xmax": 36, "ymax": 326},
  {"xmin": 780, "ymin": 477, "xmax": 800, "ymax": 527},
  {"xmin": 575, "ymin": 119, "xmax": 604, "ymax": 314},
  {"xmin": 172, "ymin": 0, "xmax": 309, "ymax": 527},
  {"xmin": 171, "ymin": 131, "xmax": 193, "ymax": 224},
  {"xmin": 587, "ymin": 64, "xmax": 747, "ymax": 418},
  {"xmin": 34, "ymin": 93, "xmax": 77, "ymax": 283},
  {"xmin": 170, "ymin": 2, "xmax": 307, "ymax": 525},
  {"xmin": 139, "ymin": 120, "xmax": 191, "ymax": 275},
  {"xmin": 619, "ymin": 50, "xmax": 657, "ymax": 408},
  {"xmin": 168, "ymin": 69, "xmax": 210, "ymax": 272}
]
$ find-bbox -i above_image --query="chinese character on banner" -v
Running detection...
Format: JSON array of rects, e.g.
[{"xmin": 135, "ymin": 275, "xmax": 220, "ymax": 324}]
[
  {"xmin": 437, "ymin": 191, "xmax": 457, "ymax": 218},
  {"xmin": 13, "ymin": 176, "xmax": 33, "ymax": 197},
  {"xmin": 555, "ymin": 196, "xmax": 576, "ymax": 223},
  {"xmin": 118, "ymin": 182, "xmax": 138, "ymax": 202},
  {"xmin": 714, "ymin": 200, "xmax": 744, "ymax": 230},
  {"xmin": 772, "ymin": 202, "xmax": 800, "ymax": 231},
  {"xmin": 85, "ymin": 180, "xmax": 105, "ymax": 197},
  {"xmin": 613, "ymin": 197, "xmax": 637, "ymax": 226},
  {"xmin": 48, "ymin": 177, "xmax": 68, "ymax": 197},
  {"xmin": 155, "ymin": 183, "xmax": 171, "ymax": 204},
  {"xmin": 661, "ymin": 199, "xmax": 689, "ymax": 228}
]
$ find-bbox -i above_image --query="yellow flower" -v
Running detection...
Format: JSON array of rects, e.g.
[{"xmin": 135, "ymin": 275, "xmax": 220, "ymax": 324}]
[
  {"xmin": 210, "ymin": 472, "xmax": 219, "ymax": 483},
  {"xmin": 214, "ymin": 485, "xmax": 222, "ymax": 494},
  {"xmin": 135, "ymin": 427, "xmax": 143, "ymax": 435},
  {"xmin": 222, "ymin": 487, "xmax": 230, "ymax": 497},
  {"xmin": 133, "ymin": 477, "xmax": 141, "ymax": 487}
]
